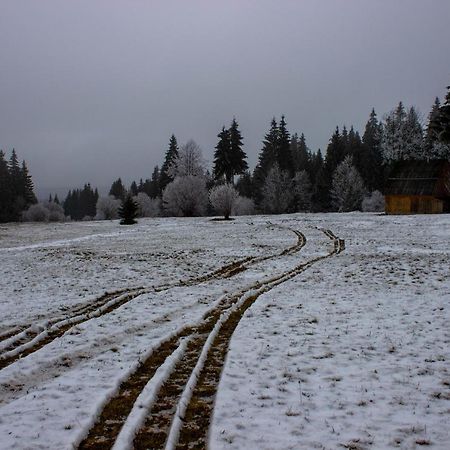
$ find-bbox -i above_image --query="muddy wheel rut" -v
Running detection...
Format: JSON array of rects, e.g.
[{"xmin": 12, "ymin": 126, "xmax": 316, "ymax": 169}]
[
  {"xmin": 77, "ymin": 229, "xmax": 344, "ymax": 450},
  {"xmin": 0, "ymin": 226, "xmax": 303, "ymax": 372}
]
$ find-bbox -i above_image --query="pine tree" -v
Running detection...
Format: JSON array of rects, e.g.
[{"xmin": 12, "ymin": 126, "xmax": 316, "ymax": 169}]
[
  {"xmin": 235, "ymin": 170, "xmax": 253, "ymax": 198},
  {"xmin": 54, "ymin": 194, "xmax": 60, "ymax": 205},
  {"xmin": 428, "ymin": 87, "xmax": 450, "ymax": 153},
  {"xmin": 160, "ymin": 134, "xmax": 179, "ymax": 193},
  {"xmin": 361, "ymin": 109, "xmax": 384, "ymax": 191},
  {"xmin": 0, "ymin": 150, "xmax": 12, "ymax": 222},
  {"xmin": 130, "ymin": 181, "xmax": 138, "ymax": 196},
  {"xmin": 291, "ymin": 133, "xmax": 310, "ymax": 173},
  {"xmin": 149, "ymin": 166, "xmax": 160, "ymax": 198},
  {"xmin": 213, "ymin": 126, "xmax": 232, "ymax": 182},
  {"xmin": 109, "ymin": 178, "xmax": 126, "ymax": 200},
  {"xmin": 310, "ymin": 150, "xmax": 328, "ymax": 212},
  {"xmin": 20, "ymin": 160, "xmax": 36, "ymax": 205},
  {"xmin": 253, "ymin": 118, "xmax": 279, "ymax": 205},
  {"xmin": 229, "ymin": 118, "xmax": 248, "ymax": 180},
  {"xmin": 118, "ymin": 195, "xmax": 138, "ymax": 225},
  {"xmin": 277, "ymin": 115, "xmax": 293, "ymax": 175}
]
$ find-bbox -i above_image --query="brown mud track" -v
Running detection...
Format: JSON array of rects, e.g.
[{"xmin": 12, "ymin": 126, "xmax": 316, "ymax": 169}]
[
  {"xmin": 77, "ymin": 230, "xmax": 344, "ymax": 450},
  {"xmin": 77, "ymin": 230, "xmax": 306, "ymax": 449},
  {"xmin": 0, "ymin": 226, "xmax": 303, "ymax": 372}
]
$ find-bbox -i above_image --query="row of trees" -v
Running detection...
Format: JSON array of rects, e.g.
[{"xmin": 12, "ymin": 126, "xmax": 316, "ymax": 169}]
[
  {"xmin": 6, "ymin": 84, "xmax": 450, "ymax": 222},
  {"xmin": 0, "ymin": 149, "xmax": 36, "ymax": 222}
]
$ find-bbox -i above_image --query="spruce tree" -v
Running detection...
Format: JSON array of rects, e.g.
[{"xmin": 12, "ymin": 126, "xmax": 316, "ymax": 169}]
[
  {"xmin": 229, "ymin": 118, "xmax": 248, "ymax": 180},
  {"xmin": 0, "ymin": 150, "xmax": 12, "ymax": 222},
  {"xmin": 253, "ymin": 118, "xmax": 279, "ymax": 205},
  {"xmin": 429, "ymin": 87, "xmax": 450, "ymax": 146},
  {"xmin": 277, "ymin": 115, "xmax": 293, "ymax": 175},
  {"xmin": 109, "ymin": 178, "xmax": 126, "ymax": 200},
  {"xmin": 119, "ymin": 194, "xmax": 139, "ymax": 225},
  {"xmin": 130, "ymin": 181, "xmax": 138, "ymax": 196},
  {"xmin": 361, "ymin": 109, "xmax": 383, "ymax": 191},
  {"xmin": 213, "ymin": 126, "xmax": 232, "ymax": 182},
  {"xmin": 160, "ymin": 134, "xmax": 179, "ymax": 193},
  {"xmin": 21, "ymin": 160, "xmax": 36, "ymax": 205},
  {"xmin": 149, "ymin": 166, "xmax": 160, "ymax": 198}
]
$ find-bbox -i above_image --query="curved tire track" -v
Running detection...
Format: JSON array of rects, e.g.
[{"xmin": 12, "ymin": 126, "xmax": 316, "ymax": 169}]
[
  {"xmin": 0, "ymin": 226, "xmax": 303, "ymax": 372},
  {"xmin": 76, "ymin": 230, "xmax": 307, "ymax": 449}
]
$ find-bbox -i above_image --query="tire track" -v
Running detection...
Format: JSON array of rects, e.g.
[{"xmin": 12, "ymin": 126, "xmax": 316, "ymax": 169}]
[
  {"xmin": 76, "ymin": 230, "xmax": 307, "ymax": 449},
  {"xmin": 174, "ymin": 232, "xmax": 344, "ymax": 450},
  {"xmin": 0, "ymin": 226, "xmax": 303, "ymax": 372}
]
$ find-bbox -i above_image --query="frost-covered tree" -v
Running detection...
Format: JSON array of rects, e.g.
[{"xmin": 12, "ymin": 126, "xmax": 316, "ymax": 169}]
[
  {"xmin": 381, "ymin": 103, "xmax": 424, "ymax": 162},
  {"xmin": 162, "ymin": 176, "xmax": 208, "ymax": 217},
  {"xmin": 95, "ymin": 196, "xmax": 120, "ymax": 220},
  {"xmin": 331, "ymin": 156, "xmax": 366, "ymax": 212},
  {"xmin": 22, "ymin": 201, "xmax": 65, "ymax": 222},
  {"xmin": 134, "ymin": 192, "xmax": 160, "ymax": 217},
  {"xmin": 232, "ymin": 196, "xmax": 256, "ymax": 216},
  {"xmin": 261, "ymin": 163, "xmax": 293, "ymax": 214},
  {"xmin": 209, "ymin": 183, "xmax": 239, "ymax": 220},
  {"xmin": 427, "ymin": 91, "xmax": 450, "ymax": 159},
  {"xmin": 168, "ymin": 140, "xmax": 204, "ymax": 178},
  {"xmin": 22, "ymin": 203, "xmax": 49, "ymax": 222},
  {"xmin": 362, "ymin": 190, "xmax": 385, "ymax": 212},
  {"xmin": 292, "ymin": 170, "xmax": 312, "ymax": 212}
]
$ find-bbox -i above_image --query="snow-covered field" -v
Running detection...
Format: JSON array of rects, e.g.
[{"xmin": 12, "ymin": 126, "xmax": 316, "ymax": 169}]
[{"xmin": 0, "ymin": 213, "xmax": 449, "ymax": 449}]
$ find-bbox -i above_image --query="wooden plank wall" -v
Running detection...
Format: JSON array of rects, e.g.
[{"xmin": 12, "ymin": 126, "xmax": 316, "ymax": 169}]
[{"xmin": 385, "ymin": 195, "xmax": 443, "ymax": 214}]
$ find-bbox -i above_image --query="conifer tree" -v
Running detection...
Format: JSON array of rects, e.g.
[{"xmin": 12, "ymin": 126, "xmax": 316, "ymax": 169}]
[
  {"xmin": 146, "ymin": 166, "xmax": 160, "ymax": 198},
  {"xmin": 159, "ymin": 134, "xmax": 179, "ymax": 193},
  {"xmin": 428, "ymin": 87, "xmax": 450, "ymax": 149},
  {"xmin": 277, "ymin": 115, "xmax": 293, "ymax": 175},
  {"xmin": 118, "ymin": 195, "xmax": 138, "ymax": 225},
  {"xmin": 213, "ymin": 126, "xmax": 232, "ymax": 182},
  {"xmin": 0, "ymin": 150, "xmax": 12, "ymax": 222},
  {"xmin": 20, "ymin": 160, "xmax": 36, "ymax": 205},
  {"xmin": 109, "ymin": 178, "xmax": 126, "ymax": 200},
  {"xmin": 229, "ymin": 118, "xmax": 248, "ymax": 180},
  {"xmin": 361, "ymin": 109, "xmax": 384, "ymax": 190},
  {"xmin": 253, "ymin": 118, "xmax": 279, "ymax": 205},
  {"xmin": 130, "ymin": 181, "xmax": 138, "ymax": 196}
]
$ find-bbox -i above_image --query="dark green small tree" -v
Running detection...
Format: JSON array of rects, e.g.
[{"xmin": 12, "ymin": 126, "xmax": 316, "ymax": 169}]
[{"xmin": 119, "ymin": 195, "xmax": 138, "ymax": 225}]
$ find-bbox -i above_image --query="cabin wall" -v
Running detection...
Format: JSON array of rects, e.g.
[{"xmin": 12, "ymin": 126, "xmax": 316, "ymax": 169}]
[{"xmin": 385, "ymin": 195, "xmax": 444, "ymax": 214}]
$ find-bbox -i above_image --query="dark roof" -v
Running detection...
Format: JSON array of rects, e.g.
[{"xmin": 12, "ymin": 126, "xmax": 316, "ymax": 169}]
[{"xmin": 384, "ymin": 160, "xmax": 450, "ymax": 198}]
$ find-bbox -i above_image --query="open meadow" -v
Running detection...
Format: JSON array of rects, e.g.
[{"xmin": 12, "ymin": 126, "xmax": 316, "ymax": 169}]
[{"xmin": 0, "ymin": 213, "xmax": 449, "ymax": 449}]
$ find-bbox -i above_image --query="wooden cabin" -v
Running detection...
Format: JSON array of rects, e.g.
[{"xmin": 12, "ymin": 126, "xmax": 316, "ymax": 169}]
[{"xmin": 384, "ymin": 160, "xmax": 450, "ymax": 214}]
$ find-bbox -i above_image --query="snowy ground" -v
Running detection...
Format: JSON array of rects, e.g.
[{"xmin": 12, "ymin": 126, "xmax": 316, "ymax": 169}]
[{"xmin": 0, "ymin": 214, "xmax": 449, "ymax": 449}]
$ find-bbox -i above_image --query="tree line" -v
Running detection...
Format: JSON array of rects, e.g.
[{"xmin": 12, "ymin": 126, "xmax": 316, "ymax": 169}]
[
  {"xmin": 2, "ymin": 84, "xmax": 449, "ymax": 222},
  {"xmin": 0, "ymin": 149, "xmax": 36, "ymax": 222}
]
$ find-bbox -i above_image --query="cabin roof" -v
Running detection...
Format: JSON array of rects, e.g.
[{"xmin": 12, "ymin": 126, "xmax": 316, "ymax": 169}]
[{"xmin": 384, "ymin": 160, "xmax": 450, "ymax": 197}]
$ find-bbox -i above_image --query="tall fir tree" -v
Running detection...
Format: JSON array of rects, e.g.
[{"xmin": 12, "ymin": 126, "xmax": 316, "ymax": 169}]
[
  {"xmin": 213, "ymin": 126, "xmax": 232, "ymax": 182},
  {"xmin": 361, "ymin": 109, "xmax": 384, "ymax": 191},
  {"xmin": 109, "ymin": 178, "xmax": 126, "ymax": 200},
  {"xmin": 21, "ymin": 160, "xmax": 37, "ymax": 205},
  {"xmin": 229, "ymin": 118, "xmax": 248, "ymax": 180},
  {"xmin": 253, "ymin": 118, "xmax": 279, "ymax": 205},
  {"xmin": 0, "ymin": 150, "xmax": 12, "ymax": 222},
  {"xmin": 159, "ymin": 134, "xmax": 179, "ymax": 193},
  {"xmin": 277, "ymin": 115, "xmax": 293, "ymax": 175}
]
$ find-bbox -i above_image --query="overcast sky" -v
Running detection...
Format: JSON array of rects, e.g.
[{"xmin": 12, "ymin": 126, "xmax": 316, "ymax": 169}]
[{"xmin": 1, "ymin": 0, "xmax": 449, "ymax": 197}]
